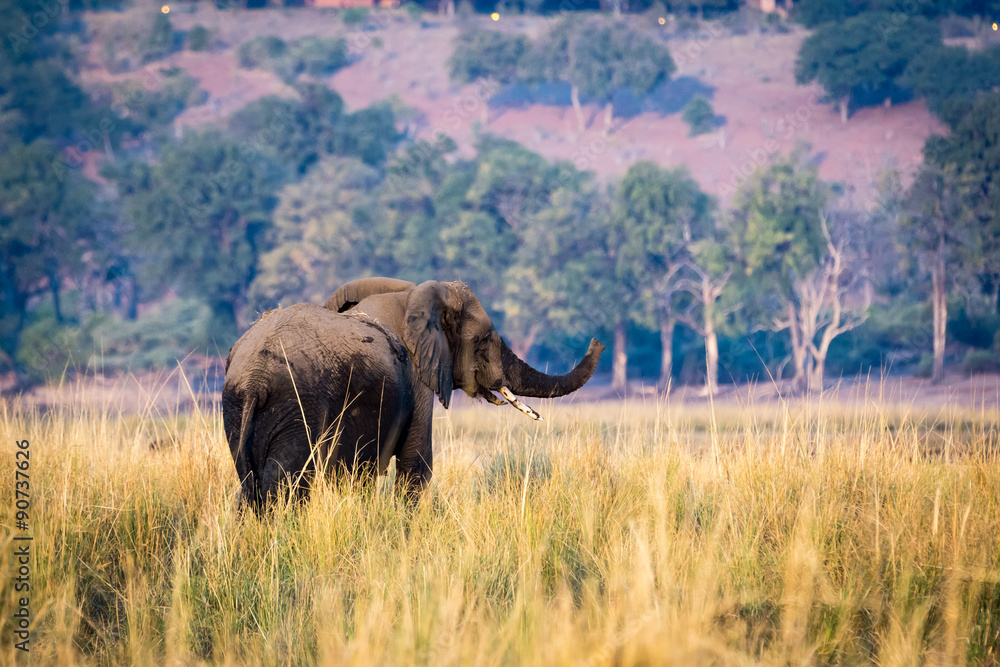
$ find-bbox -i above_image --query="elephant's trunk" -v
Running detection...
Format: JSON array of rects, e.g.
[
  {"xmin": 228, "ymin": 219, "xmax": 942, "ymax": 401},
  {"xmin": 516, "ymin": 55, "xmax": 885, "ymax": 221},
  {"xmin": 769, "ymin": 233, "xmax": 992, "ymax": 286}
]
[{"xmin": 499, "ymin": 338, "xmax": 604, "ymax": 398}]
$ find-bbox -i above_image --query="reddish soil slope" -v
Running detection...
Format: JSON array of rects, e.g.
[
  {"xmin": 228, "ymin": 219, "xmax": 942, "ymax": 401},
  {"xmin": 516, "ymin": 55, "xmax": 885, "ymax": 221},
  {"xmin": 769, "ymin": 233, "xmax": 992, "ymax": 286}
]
[{"xmin": 81, "ymin": 7, "xmax": 946, "ymax": 205}]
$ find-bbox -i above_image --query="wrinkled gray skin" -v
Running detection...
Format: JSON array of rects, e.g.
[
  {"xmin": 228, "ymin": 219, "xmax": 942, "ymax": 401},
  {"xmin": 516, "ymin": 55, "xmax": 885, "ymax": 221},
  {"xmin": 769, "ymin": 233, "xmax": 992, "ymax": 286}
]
[{"xmin": 222, "ymin": 278, "xmax": 604, "ymax": 511}]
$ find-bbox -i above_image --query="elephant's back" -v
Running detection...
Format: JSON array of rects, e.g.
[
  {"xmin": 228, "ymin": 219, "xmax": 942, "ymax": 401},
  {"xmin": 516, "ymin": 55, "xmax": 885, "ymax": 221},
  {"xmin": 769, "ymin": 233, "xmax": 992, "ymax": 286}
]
[{"xmin": 225, "ymin": 303, "xmax": 411, "ymax": 394}]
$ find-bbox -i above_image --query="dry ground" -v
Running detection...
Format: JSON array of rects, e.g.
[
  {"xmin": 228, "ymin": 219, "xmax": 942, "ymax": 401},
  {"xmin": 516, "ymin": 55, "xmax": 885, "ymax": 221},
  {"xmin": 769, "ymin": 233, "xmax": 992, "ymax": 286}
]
[{"xmin": 8, "ymin": 366, "xmax": 1000, "ymax": 417}]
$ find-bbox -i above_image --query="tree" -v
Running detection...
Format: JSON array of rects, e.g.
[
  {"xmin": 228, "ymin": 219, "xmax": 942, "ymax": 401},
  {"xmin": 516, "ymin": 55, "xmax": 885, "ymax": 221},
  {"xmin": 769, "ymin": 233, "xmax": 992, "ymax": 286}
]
[
  {"xmin": 794, "ymin": 0, "xmax": 867, "ymax": 27},
  {"xmin": 793, "ymin": 0, "xmax": 997, "ymax": 27},
  {"xmin": 681, "ymin": 95, "xmax": 716, "ymax": 136},
  {"xmin": 0, "ymin": 60, "xmax": 100, "ymax": 145},
  {"xmin": 448, "ymin": 29, "xmax": 529, "ymax": 125},
  {"xmin": 925, "ymin": 91, "xmax": 1000, "ymax": 293},
  {"xmin": 116, "ymin": 130, "xmax": 284, "ymax": 339},
  {"xmin": 901, "ymin": 45, "xmax": 1000, "ymax": 119},
  {"xmin": 611, "ymin": 162, "xmax": 714, "ymax": 390},
  {"xmin": 228, "ymin": 85, "xmax": 398, "ymax": 175},
  {"xmin": 0, "ymin": 140, "xmax": 95, "ymax": 366},
  {"xmin": 334, "ymin": 101, "xmax": 400, "ymax": 167},
  {"xmin": 436, "ymin": 136, "xmax": 559, "ymax": 316},
  {"xmin": 795, "ymin": 12, "xmax": 940, "ymax": 122},
  {"xmin": 731, "ymin": 149, "xmax": 868, "ymax": 393},
  {"xmin": 675, "ymin": 233, "xmax": 736, "ymax": 396},
  {"xmin": 110, "ymin": 68, "xmax": 206, "ymax": 136},
  {"xmin": 902, "ymin": 91, "xmax": 1000, "ymax": 380},
  {"xmin": 251, "ymin": 157, "xmax": 386, "ymax": 310},
  {"xmin": 378, "ymin": 135, "xmax": 459, "ymax": 283},
  {"xmin": 0, "ymin": 0, "xmax": 122, "ymax": 374},
  {"xmin": 534, "ymin": 19, "xmax": 674, "ymax": 133},
  {"xmin": 900, "ymin": 165, "xmax": 971, "ymax": 383},
  {"xmin": 499, "ymin": 167, "xmax": 599, "ymax": 360}
]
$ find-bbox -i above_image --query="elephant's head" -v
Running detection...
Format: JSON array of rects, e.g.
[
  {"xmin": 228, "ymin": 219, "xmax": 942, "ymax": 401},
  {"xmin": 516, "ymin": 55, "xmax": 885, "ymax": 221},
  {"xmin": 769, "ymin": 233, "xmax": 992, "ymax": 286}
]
[
  {"xmin": 403, "ymin": 280, "xmax": 604, "ymax": 418},
  {"xmin": 329, "ymin": 278, "xmax": 604, "ymax": 419}
]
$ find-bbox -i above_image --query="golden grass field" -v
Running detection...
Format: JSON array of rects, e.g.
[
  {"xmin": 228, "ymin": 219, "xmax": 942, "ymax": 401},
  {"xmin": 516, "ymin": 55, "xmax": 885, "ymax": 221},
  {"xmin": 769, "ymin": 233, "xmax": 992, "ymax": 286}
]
[{"xmin": 2, "ymin": 381, "xmax": 999, "ymax": 665}]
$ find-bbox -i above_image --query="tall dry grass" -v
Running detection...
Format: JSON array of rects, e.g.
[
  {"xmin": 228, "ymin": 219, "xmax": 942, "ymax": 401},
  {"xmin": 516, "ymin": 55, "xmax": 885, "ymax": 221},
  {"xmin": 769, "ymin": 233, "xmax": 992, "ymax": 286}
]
[{"xmin": 1, "ymin": 384, "xmax": 999, "ymax": 665}]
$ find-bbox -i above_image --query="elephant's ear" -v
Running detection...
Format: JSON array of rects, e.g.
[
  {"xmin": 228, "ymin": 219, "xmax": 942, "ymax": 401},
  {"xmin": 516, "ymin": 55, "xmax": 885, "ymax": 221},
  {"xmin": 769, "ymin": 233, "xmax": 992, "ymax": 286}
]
[
  {"xmin": 403, "ymin": 281, "xmax": 454, "ymax": 408},
  {"xmin": 325, "ymin": 278, "xmax": 416, "ymax": 313}
]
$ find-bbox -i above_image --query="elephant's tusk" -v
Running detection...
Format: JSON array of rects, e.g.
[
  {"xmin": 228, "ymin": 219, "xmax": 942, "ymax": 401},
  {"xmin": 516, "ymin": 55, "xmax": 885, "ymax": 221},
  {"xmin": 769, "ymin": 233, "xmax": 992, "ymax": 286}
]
[{"xmin": 499, "ymin": 386, "xmax": 544, "ymax": 421}]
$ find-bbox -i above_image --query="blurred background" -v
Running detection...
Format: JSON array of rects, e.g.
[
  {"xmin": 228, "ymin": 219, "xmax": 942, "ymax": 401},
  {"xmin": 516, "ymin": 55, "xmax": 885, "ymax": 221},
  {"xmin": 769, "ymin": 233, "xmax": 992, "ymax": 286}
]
[{"xmin": 1, "ymin": 0, "xmax": 998, "ymax": 395}]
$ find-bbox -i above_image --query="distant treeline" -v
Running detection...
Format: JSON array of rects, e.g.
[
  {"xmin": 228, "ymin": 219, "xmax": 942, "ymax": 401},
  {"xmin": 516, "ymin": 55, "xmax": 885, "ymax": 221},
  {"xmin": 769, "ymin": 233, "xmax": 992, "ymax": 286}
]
[
  {"xmin": 1, "ymin": 1, "xmax": 998, "ymax": 393},
  {"xmin": 49, "ymin": 0, "xmax": 1000, "ymax": 20}
]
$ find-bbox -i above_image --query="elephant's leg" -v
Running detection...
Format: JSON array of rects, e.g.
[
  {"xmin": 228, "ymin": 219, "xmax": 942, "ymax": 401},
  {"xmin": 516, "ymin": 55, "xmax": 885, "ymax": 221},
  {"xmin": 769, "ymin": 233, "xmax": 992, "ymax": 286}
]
[
  {"xmin": 256, "ymin": 417, "xmax": 318, "ymax": 508},
  {"xmin": 393, "ymin": 392, "xmax": 434, "ymax": 503}
]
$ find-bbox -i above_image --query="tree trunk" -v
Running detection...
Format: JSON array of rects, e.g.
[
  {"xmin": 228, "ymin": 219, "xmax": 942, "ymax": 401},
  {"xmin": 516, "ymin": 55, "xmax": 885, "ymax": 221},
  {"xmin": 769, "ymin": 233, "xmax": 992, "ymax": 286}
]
[
  {"xmin": 603, "ymin": 101, "xmax": 614, "ymax": 135},
  {"xmin": 127, "ymin": 279, "xmax": 138, "ymax": 321},
  {"xmin": 611, "ymin": 318, "xmax": 627, "ymax": 393},
  {"xmin": 658, "ymin": 314, "xmax": 675, "ymax": 390},
  {"xmin": 1, "ymin": 264, "xmax": 27, "ymax": 363},
  {"xmin": 50, "ymin": 271, "xmax": 63, "ymax": 323},
  {"xmin": 570, "ymin": 84, "xmax": 585, "ymax": 133},
  {"xmin": 807, "ymin": 356, "xmax": 824, "ymax": 394},
  {"xmin": 705, "ymin": 327, "xmax": 719, "ymax": 396},
  {"xmin": 840, "ymin": 95, "xmax": 849, "ymax": 124},
  {"xmin": 932, "ymin": 245, "xmax": 947, "ymax": 384},
  {"xmin": 787, "ymin": 301, "xmax": 807, "ymax": 393}
]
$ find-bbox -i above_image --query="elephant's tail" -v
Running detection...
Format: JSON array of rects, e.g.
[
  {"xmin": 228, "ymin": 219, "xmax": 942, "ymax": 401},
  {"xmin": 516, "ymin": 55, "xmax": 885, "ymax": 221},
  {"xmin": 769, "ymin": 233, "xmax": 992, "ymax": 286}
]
[{"xmin": 235, "ymin": 393, "xmax": 260, "ymax": 510}]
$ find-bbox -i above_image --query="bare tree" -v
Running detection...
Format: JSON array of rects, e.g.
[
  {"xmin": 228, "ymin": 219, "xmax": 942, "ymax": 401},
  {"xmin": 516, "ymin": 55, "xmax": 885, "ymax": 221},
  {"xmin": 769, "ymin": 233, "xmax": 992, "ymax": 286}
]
[
  {"xmin": 902, "ymin": 165, "xmax": 970, "ymax": 384},
  {"xmin": 676, "ymin": 262, "xmax": 733, "ymax": 396},
  {"xmin": 773, "ymin": 217, "xmax": 871, "ymax": 393}
]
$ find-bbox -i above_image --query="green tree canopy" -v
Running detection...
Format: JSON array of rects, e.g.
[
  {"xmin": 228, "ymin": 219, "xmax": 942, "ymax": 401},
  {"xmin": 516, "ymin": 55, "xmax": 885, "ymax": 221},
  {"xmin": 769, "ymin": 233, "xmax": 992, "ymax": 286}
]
[
  {"xmin": 611, "ymin": 161, "xmax": 715, "ymax": 387},
  {"xmin": 448, "ymin": 29, "xmax": 529, "ymax": 86},
  {"xmin": 0, "ymin": 140, "xmax": 95, "ymax": 365},
  {"xmin": 378, "ymin": 135, "xmax": 459, "ymax": 282},
  {"xmin": 795, "ymin": 12, "xmax": 941, "ymax": 121},
  {"xmin": 115, "ymin": 130, "xmax": 285, "ymax": 339},
  {"xmin": 925, "ymin": 91, "xmax": 1000, "ymax": 312},
  {"xmin": 794, "ymin": 0, "xmax": 999, "ymax": 27},
  {"xmin": 902, "ymin": 45, "xmax": 1000, "ymax": 120},
  {"xmin": 227, "ymin": 85, "xmax": 398, "ymax": 175},
  {"xmin": 434, "ymin": 136, "xmax": 558, "ymax": 313},
  {"xmin": 251, "ymin": 156, "xmax": 387, "ymax": 310},
  {"xmin": 531, "ymin": 18, "xmax": 675, "ymax": 132},
  {"xmin": 925, "ymin": 91, "xmax": 1000, "ymax": 237},
  {"xmin": 498, "ymin": 167, "xmax": 599, "ymax": 358}
]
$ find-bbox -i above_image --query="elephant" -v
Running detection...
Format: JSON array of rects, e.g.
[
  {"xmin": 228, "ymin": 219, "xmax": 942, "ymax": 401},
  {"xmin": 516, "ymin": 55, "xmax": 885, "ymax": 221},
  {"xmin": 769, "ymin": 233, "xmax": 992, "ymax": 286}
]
[{"xmin": 222, "ymin": 278, "xmax": 604, "ymax": 510}]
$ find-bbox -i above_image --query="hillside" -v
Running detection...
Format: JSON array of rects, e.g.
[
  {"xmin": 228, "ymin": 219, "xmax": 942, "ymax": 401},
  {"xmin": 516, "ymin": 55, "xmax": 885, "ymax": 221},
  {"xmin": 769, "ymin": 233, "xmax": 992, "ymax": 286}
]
[{"xmin": 79, "ymin": 6, "xmax": 945, "ymax": 206}]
